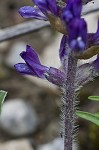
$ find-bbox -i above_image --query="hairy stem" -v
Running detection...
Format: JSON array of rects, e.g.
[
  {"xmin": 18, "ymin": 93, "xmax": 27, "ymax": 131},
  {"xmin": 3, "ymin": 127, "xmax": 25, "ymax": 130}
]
[{"xmin": 63, "ymin": 54, "xmax": 78, "ymax": 150}]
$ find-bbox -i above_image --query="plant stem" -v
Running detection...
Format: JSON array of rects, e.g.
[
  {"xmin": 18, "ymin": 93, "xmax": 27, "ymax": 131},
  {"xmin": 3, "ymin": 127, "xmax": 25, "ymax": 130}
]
[
  {"xmin": 0, "ymin": 20, "xmax": 50, "ymax": 43},
  {"xmin": 63, "ymin": 53, "xmax": 78, "ymax": 150}
]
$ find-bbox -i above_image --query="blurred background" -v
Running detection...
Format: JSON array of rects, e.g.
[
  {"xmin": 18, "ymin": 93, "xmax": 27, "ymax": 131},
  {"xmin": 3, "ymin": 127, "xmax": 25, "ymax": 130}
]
[{"xmin": 0, "ymin": 0, "xmax": 99, "ymax": 150}]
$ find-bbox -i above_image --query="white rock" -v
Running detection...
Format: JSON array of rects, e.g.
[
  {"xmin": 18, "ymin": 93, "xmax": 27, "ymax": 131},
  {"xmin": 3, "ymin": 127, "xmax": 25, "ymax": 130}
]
[
  {"xmin": 5, "ymin": 42, "xmax": 26, "ymax": 67},
  {"xmin": 0, "ymin": 99, "xmax": 39, "ymax": 136},
  {"xmin": 38, "ymin": 138, "xmax": 77, "ymax": 150},
  {"xmin": 0, "ymin": 139, "xmax": 33, "ymax": 150}
]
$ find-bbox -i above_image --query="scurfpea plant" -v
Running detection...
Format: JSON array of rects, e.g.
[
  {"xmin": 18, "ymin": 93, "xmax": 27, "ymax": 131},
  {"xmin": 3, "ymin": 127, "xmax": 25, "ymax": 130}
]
[{"xmin": 14, "ymin": 0, "xmax": 99, "ymax": 150}]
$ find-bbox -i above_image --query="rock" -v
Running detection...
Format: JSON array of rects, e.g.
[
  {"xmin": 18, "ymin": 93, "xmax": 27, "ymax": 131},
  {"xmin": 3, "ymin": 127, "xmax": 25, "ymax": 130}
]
[
  {"xmin": 0, "ymin": 99, "xmax": 39, "ymax": 136},
  {"xmin": 38, "ymin": 138, "xmax": 77, "ymax": 150},
  {"xmin": 0, "ymin": 139, "xmax": 33, "ymax": 150}
]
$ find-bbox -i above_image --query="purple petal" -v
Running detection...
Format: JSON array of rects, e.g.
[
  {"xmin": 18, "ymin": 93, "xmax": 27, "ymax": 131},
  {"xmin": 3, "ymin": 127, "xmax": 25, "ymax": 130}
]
[
  {"xmin": 59, "ymin": 35, "xmax": 70, "ymax": 62},
  {"xmin": 21, "ymin": 56, "xmax": 48, "ymax": 78},
  {"xmin": 21, "ymin": 45, "xmax": 41, "ymax": 64},
  {"xmin": 46, "ymin": 0, "xmax": 58, "ymax": 15},
  {"xmin": 68, "ymin": 18, "xmax": 87, "ymax": 51},
  {"xmin": 62, "ymin": 0, "xmax": 82, "ymax": 23},
  {"xmin": 31, "ymin": 63, "xmax": 49, "ymax": 78},
  {"xmin": 20, "ymin": 45, "xmax": 49, "ymax": 78},
  {"xmin": 19, "ymin": 6, "xmax": 47, "ymax": 20},
  {"xmin": 72, "ymin": 0, "xmax": 82, "ymax": 17},
  {"xmin": 33, "ymin": 0, "xmax": 58, "ymax": 15},
  {"xmin": 14, "ymin": 63, "xmax": 34, "ymax": 75},
  {"xmin": 15, "ymin": 63, "xmax": 48, "ymax": 78}
]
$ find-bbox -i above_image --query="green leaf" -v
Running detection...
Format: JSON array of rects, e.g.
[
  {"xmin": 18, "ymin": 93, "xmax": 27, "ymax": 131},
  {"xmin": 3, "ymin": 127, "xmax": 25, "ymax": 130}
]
[
  {"xmin": 0, "ymin": 90, "xmax": 7, "ymax": 113},
  {"xmin": 94, "ymin": 112, "xmax": 99, "ymax": 118},
  {"xmin": 76, "ymin": 111, "xmax": 99, "ymax": 126},
  {"xmin": 88, "ymin": 96, "xmax": 99, "ymax": 101}
]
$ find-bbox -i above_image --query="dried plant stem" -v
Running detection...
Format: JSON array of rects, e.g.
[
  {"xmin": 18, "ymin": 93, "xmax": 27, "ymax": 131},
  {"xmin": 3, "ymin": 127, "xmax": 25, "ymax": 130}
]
[
  {"xmin": 63, "ymin": 54, "xmax": 77, "ymax": 150},
  {"xmin": 0, "ymin": 20, "xmax": 50, "ymax": 43}
]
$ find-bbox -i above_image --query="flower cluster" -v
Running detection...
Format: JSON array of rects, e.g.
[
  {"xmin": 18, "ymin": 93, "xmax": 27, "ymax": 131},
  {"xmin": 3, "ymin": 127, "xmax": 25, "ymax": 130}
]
[
  {"xmin": 15, "ymin": 0, "xmax": 99, "ymax": 88},
  {"xmin": 19, "ymin": 0, "xmax": 99, "ymax": 54}
]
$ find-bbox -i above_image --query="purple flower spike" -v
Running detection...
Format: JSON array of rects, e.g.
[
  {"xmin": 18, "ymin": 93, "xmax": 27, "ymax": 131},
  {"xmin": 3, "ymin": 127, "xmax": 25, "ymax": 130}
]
[
  {"xmin": 59, "ymin": 35, "xmax": 70, "ymax": 62},
  {"xmin": 68, "ymin": 18, "xmax": 87, "ymax": 51},
  {"xmin": 33, "ymin": 0, "xmax": 58, "ymax": 16},
  {"xmin": 15, "ymin": 45, "xmax": 49, "ymax": 78},
  {"xmin": 19, "ymin": 6, "xmax": 47, "ymax": 20},
  {"xmin": 15, "ymin": 45, "xmax": 65, "ymax": 86},
  {"xmin": 62, "ymin": 0, "xmax": 82, "ymax": 23}
]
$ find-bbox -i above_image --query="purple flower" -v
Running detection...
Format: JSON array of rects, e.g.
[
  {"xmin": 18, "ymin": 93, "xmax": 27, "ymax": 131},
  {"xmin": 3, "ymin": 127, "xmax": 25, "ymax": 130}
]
[
  {"xmin": 68, "ymin": 18, "xmax": 87, "ymax": 51},
  {"xmin": 33, "ymin": 0, "xmax": 58, "ymax": 16},
  {"xmin": 14, "ymin": 45, "xmax": 49, "ymax": 78},
  {"xmin": 19, "ymin": 6, "xmax": 48, "ymax": 20},
  {"xmin": 14, "ymin": 45, "xmax": 65, "ymax": 86},
  {"xmin": 59, "ymin": 19, "xmax": 87, "ymax": 58},
  {"xmin": 61, "ymin": 0, "xmax": 88, "ymax": 52},
  {"xmin": 18, "ymin": 0, "xmax": 67, "ymax": 34},
  {"xmin": 62, "ymin": 0, "xmax": 82, "ymax": 23},
  {"xmin": 19, "ymin": 0, "xmax": 58, "ymax": 21}
]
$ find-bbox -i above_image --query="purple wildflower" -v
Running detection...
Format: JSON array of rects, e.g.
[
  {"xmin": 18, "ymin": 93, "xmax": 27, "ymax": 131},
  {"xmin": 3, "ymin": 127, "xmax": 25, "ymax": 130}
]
[
  {"xmin": 33, "ymin": 0, "xmax": 58, "ymax": 16},
  {"xmin": 68, "ymin": 18, "xmax": 87, "ymax": 51},
  {"xmin": 19, "ymin": 0, "xmax": 58, "ymax": 20},
  {"xmin": 61, "ymin": 0, "xmax": 88, "ymax": 51},
  {"xmin": 62, "ymin": 0, "xmax": 82, "ymax": 23},
  {"xmin": 18, "ymin": 0, "xmax": 67, "ymax": 34},
  {"xmin": 14, "ymin": 45, "xmax": 65, "ymax": 86},
  {"xmin": 19, "ymin": 6, "xmax": 48, "ymax": 20},
  {"xmin": 14, "ymin": 45, "xmax": 49, "ymax": 78}
]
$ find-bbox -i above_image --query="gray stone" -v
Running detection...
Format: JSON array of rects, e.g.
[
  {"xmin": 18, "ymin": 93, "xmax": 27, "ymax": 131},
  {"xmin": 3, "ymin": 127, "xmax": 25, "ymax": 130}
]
[
  {"xmin": 0, "ymin": 99, "xmax": 39, "ymax": 136},
  {"xmin": 0, "ymin": 139, "xmax": 33, "ymax": 150},
  {"xmin": 38, "ymin": 138, "xmax": 77, "ymax": 150}
]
